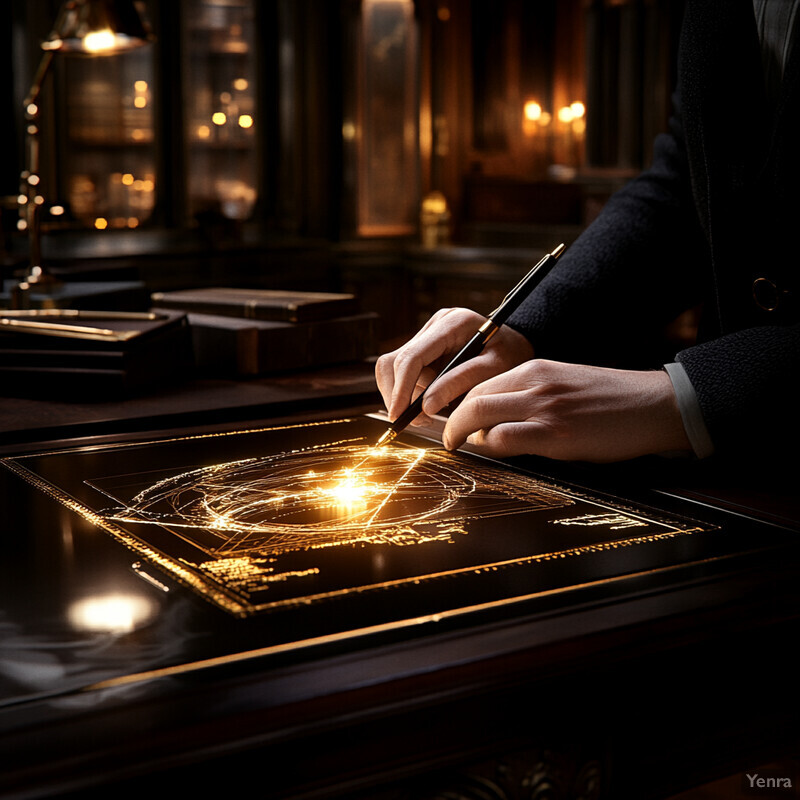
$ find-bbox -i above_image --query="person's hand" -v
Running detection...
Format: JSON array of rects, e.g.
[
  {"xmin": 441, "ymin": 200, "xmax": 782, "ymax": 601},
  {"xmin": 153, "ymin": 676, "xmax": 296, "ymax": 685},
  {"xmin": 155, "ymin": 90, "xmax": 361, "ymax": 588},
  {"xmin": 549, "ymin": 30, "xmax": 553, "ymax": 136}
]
[
  {"xmin": 442, "ymin": 359, "xmax": 692, "ymax": 462},
  {"xmin": 375, "ymin": 308, "xmax": 535, "ymax": 427}
]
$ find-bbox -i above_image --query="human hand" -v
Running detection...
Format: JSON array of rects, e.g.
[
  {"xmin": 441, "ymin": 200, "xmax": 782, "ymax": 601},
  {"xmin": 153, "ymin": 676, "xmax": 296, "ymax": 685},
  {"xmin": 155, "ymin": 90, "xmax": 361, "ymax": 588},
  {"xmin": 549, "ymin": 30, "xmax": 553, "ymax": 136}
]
[
  {"xmin": 375, "ymin": 308, "xmax": 535, "ymax": 427},
  {"xmin": 442, "ymin": 359, "xmax": 692, "ymax": 462}
]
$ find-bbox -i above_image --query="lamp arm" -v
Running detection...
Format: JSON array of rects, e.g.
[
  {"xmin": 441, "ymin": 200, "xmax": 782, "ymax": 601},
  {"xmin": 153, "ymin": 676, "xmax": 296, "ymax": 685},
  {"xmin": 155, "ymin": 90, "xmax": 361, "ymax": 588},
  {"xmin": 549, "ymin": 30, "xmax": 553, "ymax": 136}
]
[
  {"xmin": 24, "ymin": 50, "xmax": 55, "ymax": 111},
  {"xmin": 19, "ymin": 49, "xmax": 56, "ymax": 287}
]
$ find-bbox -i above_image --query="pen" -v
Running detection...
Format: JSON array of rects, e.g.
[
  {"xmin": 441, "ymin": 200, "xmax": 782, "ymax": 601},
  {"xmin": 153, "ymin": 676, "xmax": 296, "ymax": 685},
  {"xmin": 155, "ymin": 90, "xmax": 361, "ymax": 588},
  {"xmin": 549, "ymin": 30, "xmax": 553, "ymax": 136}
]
[
  {"xmin": 376, "ymin": 242, "xmax": 566, "ymax": 448},
  {"xmin": 0, "ymin": 317, "xmax": 140, "ymax": 342},
  {"xmin": 0, "ymin": 309, "xmax": 164, "ymax": 321}
]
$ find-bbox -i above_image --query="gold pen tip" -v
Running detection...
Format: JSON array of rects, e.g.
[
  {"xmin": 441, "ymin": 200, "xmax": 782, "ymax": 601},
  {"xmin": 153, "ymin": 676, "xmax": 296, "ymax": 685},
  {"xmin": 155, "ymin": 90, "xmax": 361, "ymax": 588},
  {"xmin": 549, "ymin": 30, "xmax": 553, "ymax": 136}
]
[
  {"xmin": 376, "ymin": 428, "xmax": 397, "ymax": 448},
  {"xmin": 551, "ymin": 242, "xmax": 566, "ymax": 258}
]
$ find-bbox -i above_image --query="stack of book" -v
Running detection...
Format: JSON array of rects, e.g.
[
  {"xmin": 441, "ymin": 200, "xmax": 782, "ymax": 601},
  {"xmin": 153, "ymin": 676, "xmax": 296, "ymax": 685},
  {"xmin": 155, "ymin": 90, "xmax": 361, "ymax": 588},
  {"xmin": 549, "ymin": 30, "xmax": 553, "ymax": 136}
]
[
  {"xmin": 150, "ymin": 287, "xmax": 378, "ymax": 377},
  {"xmin": 0, "ymin": 309, "xmax": 193, "ymax": 400}
]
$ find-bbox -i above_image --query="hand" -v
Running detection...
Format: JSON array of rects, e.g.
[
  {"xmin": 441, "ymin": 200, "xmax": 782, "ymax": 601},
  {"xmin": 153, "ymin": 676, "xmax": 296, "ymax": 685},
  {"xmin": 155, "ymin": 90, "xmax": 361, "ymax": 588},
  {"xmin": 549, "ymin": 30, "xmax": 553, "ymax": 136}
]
[
  {"xmin": 442, "ymin": 359, "xmax": 692, "ymax": 462},
  {"xmin": 375, "ymin": 308, "xmax": 535, "ymax": 427}
]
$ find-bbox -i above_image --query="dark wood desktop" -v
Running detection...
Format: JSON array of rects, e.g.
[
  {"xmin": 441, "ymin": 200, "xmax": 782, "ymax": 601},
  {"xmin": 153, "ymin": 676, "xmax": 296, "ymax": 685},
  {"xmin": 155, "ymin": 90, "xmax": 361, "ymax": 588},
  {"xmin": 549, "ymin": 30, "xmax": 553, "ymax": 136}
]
[{"xmin": 0, "ymin": 365, "xmax": 798, "ymax": 800}]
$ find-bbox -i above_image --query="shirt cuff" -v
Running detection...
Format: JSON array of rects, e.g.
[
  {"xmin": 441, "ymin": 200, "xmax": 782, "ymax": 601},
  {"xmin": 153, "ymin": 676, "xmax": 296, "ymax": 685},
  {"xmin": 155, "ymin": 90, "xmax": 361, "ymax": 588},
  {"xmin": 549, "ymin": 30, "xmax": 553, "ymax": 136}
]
[{"xmin": 663, "ymin": 362, "xmax": 715, "ymax": 459}]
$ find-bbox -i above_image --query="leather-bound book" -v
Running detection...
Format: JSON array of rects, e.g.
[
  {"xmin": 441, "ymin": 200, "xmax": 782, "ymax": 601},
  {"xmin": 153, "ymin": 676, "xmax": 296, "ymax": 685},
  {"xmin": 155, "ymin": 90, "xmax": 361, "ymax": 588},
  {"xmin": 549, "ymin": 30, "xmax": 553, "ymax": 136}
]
[
  {"xmin": 187, "ymin": 312, "xmax": 379, "ymax": 376},
  {"xmin": 151, "ymin": 287, "xmax": 359, "ymax": 323},
  {"xmin": 0, "ymin": 310, "xmax": 193, "ymax": 399}
]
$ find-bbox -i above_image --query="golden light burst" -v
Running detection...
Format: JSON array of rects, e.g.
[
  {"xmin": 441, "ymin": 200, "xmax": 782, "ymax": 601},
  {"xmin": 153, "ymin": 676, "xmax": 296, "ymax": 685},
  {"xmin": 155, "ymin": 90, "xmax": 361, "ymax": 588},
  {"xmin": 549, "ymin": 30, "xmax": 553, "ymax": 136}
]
[{"xmin": 99, "ymin": 443, "xmax": 480, "ymax": 555}]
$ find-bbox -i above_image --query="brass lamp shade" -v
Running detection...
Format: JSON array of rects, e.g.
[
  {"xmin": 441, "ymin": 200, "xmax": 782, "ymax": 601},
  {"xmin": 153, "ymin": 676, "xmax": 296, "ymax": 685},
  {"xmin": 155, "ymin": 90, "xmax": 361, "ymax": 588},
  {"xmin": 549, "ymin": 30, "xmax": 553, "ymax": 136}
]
[{"xmin": 43, "ymin": 0, "xmax": 153, "ymax": 54}]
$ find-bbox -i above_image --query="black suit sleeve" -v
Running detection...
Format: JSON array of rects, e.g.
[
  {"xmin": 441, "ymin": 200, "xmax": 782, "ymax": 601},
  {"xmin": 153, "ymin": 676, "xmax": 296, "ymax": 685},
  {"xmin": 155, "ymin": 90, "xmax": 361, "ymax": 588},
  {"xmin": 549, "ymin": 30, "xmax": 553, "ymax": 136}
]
[
  {"xmin": 675, "ymin": 323, "xmax": 800, "ymax": 456},
  {"xmin": 506, "ymin": 94, "xmax": 800, "ymax": 458}
]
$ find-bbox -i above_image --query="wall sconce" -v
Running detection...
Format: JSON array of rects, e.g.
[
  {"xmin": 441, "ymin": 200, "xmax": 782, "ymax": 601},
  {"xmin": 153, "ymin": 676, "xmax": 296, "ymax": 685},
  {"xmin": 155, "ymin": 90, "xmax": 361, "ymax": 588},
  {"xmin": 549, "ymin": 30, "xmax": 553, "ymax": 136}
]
[
  {"xmin": 521, "ymin": 98, "xmax": 586, "ymax": 176},
  {"xmin": 18, "ymin": 0, "xmax": 153, "ymax": 289},
  {"xmin": 522, "ymin": 99, "xmax": 552, "ymax": 137}
]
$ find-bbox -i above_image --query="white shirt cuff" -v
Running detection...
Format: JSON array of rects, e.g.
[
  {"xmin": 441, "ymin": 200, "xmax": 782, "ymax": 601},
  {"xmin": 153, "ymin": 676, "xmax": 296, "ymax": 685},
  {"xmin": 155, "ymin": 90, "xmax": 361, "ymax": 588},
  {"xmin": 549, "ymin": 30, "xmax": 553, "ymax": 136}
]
[{"xmin": 663, "ymin": 362, "xmax": 715, "ymax": 459}]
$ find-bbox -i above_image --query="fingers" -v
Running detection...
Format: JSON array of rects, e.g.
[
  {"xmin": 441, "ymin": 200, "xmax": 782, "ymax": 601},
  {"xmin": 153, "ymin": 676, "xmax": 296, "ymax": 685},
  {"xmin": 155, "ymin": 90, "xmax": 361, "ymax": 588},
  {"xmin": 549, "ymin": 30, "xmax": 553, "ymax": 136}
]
[
  {"xmin": 463, "ymin": 421, "xmax": 548, "ymax": 457},
  {"xmin": 374, "ymin": 308, "xmax": 489, "ymax": 420},
  {"xmin": 441, "ymin": 361, "xmax": 693, "ymax": 462},
  {"xmin": 443, "ymin": 386, "xmax": 540, "ymax": 452}
]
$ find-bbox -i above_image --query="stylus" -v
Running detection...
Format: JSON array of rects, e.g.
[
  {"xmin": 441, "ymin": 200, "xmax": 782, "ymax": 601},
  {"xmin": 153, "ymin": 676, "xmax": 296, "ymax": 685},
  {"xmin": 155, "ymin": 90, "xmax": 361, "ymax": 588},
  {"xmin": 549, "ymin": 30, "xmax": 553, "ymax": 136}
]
[{"xmin": 376, "ymin": 242, "xmax": 566, "ymax": 448}]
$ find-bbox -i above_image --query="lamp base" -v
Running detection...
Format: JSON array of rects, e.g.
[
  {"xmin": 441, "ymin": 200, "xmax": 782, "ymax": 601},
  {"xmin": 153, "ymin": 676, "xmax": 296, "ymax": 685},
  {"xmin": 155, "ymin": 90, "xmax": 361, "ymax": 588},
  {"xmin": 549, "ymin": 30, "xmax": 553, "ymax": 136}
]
[
  {"xmin": 8, "ymin": 273, "xmax": 64, "ymax": 309},
  {"xmin": 22, "ymin": 267, "xmax": 64, "ymax": 289},
  {"xmin": 1, "ymin": 279, "xmax": 149, "ymax": 312}
]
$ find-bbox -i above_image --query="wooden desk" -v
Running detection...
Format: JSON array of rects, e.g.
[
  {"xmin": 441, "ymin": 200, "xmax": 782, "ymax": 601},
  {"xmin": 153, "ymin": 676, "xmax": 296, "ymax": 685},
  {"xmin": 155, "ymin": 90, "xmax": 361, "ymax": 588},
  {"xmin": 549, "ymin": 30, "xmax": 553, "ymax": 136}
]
[
  {"xmin": 0, "ymin": 362, "xmax": 380, "ymax": 448},
  {"xmin": 0, "ymin": 375, "xmax": 798, "ymax": 799}
]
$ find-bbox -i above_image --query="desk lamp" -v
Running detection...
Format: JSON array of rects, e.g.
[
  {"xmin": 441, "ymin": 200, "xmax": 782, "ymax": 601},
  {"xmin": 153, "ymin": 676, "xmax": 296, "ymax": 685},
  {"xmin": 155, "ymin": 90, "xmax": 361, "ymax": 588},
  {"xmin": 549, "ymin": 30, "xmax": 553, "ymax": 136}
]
[{"xmin": 18, "ymin": 0, "xmax": 153, "ymax": 289}]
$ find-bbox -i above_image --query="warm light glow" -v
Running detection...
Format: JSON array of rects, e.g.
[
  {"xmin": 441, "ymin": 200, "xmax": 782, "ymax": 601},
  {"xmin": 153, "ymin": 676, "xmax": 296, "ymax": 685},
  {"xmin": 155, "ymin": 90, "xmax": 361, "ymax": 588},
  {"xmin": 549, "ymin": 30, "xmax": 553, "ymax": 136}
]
[
  {"xmin": 233, "ymin": 78, "xmax": 249, "ymax": 91},
  {"xmin": 557, "ymin": 105, "xmax": 575, "ymax": 123},
  {"xmin": 212, "ymin": 112, "xmax": 227, "ymax": 126},
  {"xmin": 524, "ymin": 100, "xmax": 542, "ymax": 122},
  {"xmin": 422, "ymin": 191, "xmax": 448, "ymax": 215},
  {"xmin": 82, "ymin": 29, "xmax": 118, "ymax": 53},
  {"xmin": 50, "ymin": 205, "xmax": 65, "ymax": 216},
  {"xmin": 216, "ymin": 180, "xmax": 256, "ymax": 220},
  {"xmin": 95, "ymin": 217, "xmax": 109, "ymax": 230},
  {"xmin": 325, "ymin": 474, "xmax": 370, "ymax": 506},
  {"xmin": 127, "ymin": 217, "xmax": 140, "ymax": 228},
  {"xmin": 342, "ymin": 121, "xmax": 356, "ymax": 141},
  {"xmin": 197, "ymin": 125, "xmax": 211, "ymax": 139},
  {"xmin": 570, "ymin": 101, "xmax": 586, "ymax": 118},
  {"xmin": 68, "ymin": 593, "xmax": 157, "ymax": 633},
  {"xmin": 133, "ymin": 80, "xmax": 149, "ymax": 109},
  {"xmin": 122, "ymin": 173, "xmax": 135, "ymax": 186},
  {"xmin": 238, "ymin": 114, "xmax": 254, "ymax": 129}
]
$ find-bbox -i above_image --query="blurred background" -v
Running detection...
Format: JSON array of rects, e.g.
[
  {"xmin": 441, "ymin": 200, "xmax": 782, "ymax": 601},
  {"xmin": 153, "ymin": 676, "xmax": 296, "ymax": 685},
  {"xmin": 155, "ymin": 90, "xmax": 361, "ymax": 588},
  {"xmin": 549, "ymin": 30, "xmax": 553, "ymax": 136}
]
[{"xmin": 0, "ymin": 0, "xmax": 685, "ymax": 348}]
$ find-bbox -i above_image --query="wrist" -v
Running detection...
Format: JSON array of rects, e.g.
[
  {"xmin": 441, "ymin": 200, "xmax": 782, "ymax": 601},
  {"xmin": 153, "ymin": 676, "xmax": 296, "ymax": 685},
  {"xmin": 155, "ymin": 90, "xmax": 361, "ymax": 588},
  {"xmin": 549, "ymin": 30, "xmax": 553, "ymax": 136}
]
[{"xmin": 647, "ymin": 369, "xmax": 694, "ymax": 455}]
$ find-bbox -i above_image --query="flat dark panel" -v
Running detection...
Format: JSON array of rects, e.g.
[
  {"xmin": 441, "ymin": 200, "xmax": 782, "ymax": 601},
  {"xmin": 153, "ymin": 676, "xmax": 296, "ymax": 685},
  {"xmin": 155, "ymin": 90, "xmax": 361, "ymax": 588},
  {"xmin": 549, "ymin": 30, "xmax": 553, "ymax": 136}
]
[{"xmin": 4, "ymin": 416, "xmax": 716, "ymax": 622}]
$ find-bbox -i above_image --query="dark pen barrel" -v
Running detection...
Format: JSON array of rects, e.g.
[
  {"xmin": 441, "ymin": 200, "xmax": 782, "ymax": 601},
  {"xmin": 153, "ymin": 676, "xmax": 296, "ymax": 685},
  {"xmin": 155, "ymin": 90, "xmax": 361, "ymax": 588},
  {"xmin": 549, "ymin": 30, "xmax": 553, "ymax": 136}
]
[
  {"xmin": 389, "ymin": 325, "xmax": 491, "ymax": 433},
  {"xmin": 490, "ymin": 243, "xmax": 564, "ymax": 328},
  {"xmin": 378, "ymin": 243, "xmax": 566, "ymax": 445}
]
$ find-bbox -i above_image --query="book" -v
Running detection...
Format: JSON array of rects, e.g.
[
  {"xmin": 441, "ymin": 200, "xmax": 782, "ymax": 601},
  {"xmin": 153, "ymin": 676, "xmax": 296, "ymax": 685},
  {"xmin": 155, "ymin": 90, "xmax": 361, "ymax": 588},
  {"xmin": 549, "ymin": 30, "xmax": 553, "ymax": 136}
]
[
  {"xmin": 187, "ymin": 311, "xmax": 379, "ymax": 376},
  {"xmin": 0, "ymin": 310, "xmax": 193, "ymax": 399},
  {"xmin": 151, "ymin": 287, "xmax": 359, "ymax": 323}
]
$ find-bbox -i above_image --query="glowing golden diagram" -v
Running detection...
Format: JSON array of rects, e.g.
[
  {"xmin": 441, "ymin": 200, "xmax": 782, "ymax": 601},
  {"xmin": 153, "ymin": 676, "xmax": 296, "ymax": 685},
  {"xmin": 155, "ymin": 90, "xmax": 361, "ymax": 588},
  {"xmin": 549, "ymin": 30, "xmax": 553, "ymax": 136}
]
[
  {"xmin": 2, "ymin": 418, "xmax": 712, "ymax": 617},
  {"xmin": 95, "ymin": 441, "xmax": 569, "ymax": 554}
]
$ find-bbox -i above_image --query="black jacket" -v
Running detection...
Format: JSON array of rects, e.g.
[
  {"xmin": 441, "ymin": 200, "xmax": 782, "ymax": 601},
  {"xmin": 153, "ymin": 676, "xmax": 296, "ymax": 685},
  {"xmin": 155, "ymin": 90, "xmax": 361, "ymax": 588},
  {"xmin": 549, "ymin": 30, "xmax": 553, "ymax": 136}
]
[{"xmin": 507, "ymin": 0, "xmax": 800, "ymax": 457}]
